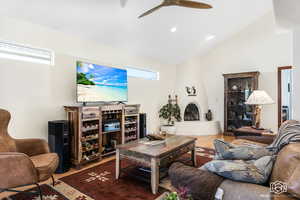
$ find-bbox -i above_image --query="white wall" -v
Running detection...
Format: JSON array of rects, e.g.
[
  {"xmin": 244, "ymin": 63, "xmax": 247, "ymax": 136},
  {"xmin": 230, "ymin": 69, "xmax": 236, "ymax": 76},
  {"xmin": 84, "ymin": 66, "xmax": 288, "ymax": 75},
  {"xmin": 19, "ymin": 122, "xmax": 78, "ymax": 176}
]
[
  {"xmin": 273, "ymin": 0, "xmax": 300, "ymax": 30},
  {"xmin": 0, "ymin": 16, "xmax": 176, "ymax": 140},
  {"xmin": 272, "ymin": 0, "xmax": 300, "ymax": 121},
  {"xmin": 293, "ymin": 29, "xmax": 300, "ymax": 120},
  {"xmin": 176, "ymin": 12, "xmax": 293, "ymax": 132},
  {"xmin": 175, "ymin": 58, "xmax": 209, "ymax": 120}
]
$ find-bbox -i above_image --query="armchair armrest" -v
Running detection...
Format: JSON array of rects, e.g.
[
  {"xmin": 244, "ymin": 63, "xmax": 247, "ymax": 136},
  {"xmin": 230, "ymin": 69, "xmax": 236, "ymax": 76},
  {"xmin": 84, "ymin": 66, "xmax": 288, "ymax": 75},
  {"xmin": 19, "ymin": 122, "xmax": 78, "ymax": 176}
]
[
  {"xmin": 15, "ymin": 138, "xmax": 50, "ymax": 157},
  {"xmin": 0, "ymin": 152, "xmax": 38, "ymax": 189}
]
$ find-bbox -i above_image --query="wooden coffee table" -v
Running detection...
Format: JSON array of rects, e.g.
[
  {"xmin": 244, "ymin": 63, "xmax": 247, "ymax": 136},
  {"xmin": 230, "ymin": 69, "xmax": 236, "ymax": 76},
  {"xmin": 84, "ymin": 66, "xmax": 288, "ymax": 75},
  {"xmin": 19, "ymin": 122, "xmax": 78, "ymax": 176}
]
[{"xmin": 116, "ymin": 135, "xmax": 197, "ymax": 194}]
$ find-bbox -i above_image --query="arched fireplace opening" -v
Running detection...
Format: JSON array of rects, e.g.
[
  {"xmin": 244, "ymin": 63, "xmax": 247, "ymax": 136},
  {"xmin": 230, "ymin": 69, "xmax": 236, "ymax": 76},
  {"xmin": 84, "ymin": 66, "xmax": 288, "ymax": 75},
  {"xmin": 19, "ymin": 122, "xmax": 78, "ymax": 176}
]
[{"xmin": 184, "ymin": 103, "xmax": 200, "ymax": 121}]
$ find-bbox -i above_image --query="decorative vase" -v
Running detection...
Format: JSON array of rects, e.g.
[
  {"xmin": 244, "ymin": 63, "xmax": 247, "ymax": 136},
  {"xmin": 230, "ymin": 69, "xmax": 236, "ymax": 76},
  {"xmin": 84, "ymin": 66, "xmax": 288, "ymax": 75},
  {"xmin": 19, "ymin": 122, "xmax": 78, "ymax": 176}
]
[{"xmin": 205, "ymin": 110, "xmax": 213, "ymax": 121}]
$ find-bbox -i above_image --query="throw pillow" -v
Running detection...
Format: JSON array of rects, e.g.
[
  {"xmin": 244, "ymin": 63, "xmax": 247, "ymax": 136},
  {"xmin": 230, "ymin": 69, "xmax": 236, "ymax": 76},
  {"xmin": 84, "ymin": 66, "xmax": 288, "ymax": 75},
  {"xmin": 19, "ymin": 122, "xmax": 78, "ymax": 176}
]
[
  {"xmin": 169, "ymin": 162, "xmax": 224, "ymax": 200},
  {"xmin": 202, "ymin": 156, "xmax": 274, "ymax": 184},
  {"xmin": 214, "ymin": 139, "xmax": 272, "ymax": 160}
]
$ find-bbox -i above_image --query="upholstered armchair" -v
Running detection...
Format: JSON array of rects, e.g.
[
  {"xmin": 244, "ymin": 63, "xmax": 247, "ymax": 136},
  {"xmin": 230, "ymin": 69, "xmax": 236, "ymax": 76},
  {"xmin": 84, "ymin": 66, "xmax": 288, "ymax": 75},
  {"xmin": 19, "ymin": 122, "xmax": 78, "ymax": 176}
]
[{"xmin": 0, "ymin": 108, "xmax": 59, "ymax": 199}]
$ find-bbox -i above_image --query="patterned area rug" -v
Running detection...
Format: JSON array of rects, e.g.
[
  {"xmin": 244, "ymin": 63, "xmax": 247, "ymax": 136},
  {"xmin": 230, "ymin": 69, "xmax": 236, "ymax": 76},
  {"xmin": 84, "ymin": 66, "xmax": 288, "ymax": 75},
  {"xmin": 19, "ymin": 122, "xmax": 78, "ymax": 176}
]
[
  {"xmin": 195, "ymin": 147, "xmax": 215, "ymax": 159},
  {"xmin": 6, "ymin": 147, "xmax": 215, "ymax": 200}
]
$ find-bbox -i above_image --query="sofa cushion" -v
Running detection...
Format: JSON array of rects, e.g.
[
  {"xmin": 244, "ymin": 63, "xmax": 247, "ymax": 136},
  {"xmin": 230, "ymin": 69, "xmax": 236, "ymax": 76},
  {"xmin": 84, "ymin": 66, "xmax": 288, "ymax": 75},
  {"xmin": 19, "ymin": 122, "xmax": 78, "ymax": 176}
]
[
  {"xmin": 219, "ymin": 179, "xmax": 271, "ymax": 200},
  {"xmin": 169, "ymin": 162, "xmax": 224, "ymax": 200},
  {"xmin": 30, "ymin": 153, "xmax": 59, "ymax": 181},
  {"xmin": 271, "ymin": 143, "xmax": 300, "ymax": 198},
  {"xmin": 203, "ymin": 156, "xmax": 274, "ymax": 184},
  {"xmin": 214, "ymin": 139, "xmax": 272, "ymax": 160}
]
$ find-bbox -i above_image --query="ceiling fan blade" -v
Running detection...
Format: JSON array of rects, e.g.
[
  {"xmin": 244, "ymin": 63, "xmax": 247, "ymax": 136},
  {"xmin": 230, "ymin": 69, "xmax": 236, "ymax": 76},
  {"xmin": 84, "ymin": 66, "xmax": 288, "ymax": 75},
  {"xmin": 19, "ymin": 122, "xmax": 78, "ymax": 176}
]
[
  {"xmin": 177, "ymin": 0, "xmax": 212, "ymax": 9},
  {"xmin": 120, "ymin": 0, "xmax": 127, "ymax": 8},
  {"xmin": 138, "ymin": 4, "xmax": 164, "ymax": 18}
]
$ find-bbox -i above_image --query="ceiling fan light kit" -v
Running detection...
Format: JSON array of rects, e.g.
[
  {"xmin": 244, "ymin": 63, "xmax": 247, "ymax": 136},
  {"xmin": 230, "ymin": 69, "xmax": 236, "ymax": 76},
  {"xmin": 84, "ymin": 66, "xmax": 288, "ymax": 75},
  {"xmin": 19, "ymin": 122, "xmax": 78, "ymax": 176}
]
[{"xmin": 138, "ymin": 0, "xmax": 213, "ymax": 18}]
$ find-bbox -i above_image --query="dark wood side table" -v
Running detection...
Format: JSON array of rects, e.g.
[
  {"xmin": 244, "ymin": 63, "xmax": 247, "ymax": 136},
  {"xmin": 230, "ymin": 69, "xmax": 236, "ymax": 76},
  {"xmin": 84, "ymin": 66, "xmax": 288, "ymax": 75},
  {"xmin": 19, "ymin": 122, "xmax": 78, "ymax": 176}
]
[{"xmin": 233, "ymin": 126, "xmax": 276, "ymax": 145}]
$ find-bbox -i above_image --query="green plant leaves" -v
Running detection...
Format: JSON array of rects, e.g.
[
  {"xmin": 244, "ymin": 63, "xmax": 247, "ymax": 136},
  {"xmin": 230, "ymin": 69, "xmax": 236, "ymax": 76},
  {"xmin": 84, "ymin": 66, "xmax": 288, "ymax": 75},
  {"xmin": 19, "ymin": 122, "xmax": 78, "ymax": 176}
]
[{"xmin": 159, "ymin": 103, "xmax": 181, "ymax": 125}]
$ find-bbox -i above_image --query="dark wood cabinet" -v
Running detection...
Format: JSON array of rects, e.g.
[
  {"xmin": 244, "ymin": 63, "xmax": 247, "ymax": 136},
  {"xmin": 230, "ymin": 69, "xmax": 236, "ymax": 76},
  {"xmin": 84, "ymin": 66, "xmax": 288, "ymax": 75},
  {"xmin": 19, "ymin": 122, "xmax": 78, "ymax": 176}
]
[{"xmin": 223, "ymin": 72, "xmax": 259, "ymax": 135}]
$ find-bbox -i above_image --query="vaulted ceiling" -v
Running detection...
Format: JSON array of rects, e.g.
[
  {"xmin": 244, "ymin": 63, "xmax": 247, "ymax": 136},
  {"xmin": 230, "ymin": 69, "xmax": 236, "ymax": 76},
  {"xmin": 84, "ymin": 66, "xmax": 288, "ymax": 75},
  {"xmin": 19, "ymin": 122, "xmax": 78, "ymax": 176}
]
[
  {"xmin": 0, "ymin": 0, "xmax": 273, "ymax": 64},
  {"xmin": 273, "ymin": 0, "xmax": 300, "ymax": 29}
]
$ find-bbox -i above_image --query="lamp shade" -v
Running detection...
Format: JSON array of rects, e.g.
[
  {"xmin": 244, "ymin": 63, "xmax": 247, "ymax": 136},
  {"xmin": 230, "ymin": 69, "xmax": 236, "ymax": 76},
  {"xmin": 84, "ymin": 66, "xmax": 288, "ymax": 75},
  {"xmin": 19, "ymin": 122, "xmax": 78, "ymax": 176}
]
[{"xmin": 245, "ymin": 90, "xmax": 274, "ymax": 105}]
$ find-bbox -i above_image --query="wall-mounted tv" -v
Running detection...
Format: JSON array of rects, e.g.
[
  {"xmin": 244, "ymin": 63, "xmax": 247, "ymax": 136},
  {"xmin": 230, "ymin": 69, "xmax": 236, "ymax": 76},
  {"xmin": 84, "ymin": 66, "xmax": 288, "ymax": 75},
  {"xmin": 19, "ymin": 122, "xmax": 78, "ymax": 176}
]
[{"xmin": 77, "ymin": 61, "xmax": 128, "ymax": 102}]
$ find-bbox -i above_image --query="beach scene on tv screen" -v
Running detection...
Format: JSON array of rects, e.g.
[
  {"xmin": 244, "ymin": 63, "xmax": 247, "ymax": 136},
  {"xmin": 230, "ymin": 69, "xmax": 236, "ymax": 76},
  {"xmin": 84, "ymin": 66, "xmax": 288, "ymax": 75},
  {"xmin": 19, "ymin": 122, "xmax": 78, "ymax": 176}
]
[{"xmin": 77, "ymin": 61, "xmax": 128, "ymax": 102}]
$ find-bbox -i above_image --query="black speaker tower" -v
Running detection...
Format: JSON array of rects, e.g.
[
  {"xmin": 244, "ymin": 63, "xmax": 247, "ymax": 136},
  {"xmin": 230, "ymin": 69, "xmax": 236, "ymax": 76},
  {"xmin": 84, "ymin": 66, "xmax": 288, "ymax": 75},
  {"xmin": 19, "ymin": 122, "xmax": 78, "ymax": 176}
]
[
  {"xmin": 48, "ymin": 120, "xmax": 70, "ymax": 174},
  {"xmin": 139, "ymin": 113, "xmax": 147, "ymax": 138}
]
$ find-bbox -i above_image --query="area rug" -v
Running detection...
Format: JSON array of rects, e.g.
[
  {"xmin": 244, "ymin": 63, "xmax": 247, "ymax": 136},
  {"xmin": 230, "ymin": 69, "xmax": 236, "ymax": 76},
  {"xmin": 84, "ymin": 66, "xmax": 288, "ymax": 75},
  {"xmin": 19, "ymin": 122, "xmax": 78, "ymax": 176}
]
[{"xmin": 6, "ymin": 147, "xmax": 215, "ymax": 200}]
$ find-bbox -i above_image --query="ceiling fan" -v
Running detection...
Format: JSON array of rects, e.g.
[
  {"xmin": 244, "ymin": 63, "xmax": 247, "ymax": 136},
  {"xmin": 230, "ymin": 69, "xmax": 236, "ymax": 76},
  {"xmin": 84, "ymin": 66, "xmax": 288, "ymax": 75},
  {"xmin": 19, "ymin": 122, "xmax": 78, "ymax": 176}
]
[{"xmin": 138, "ymin": 0, "xmax": 213, "ymax": 18}]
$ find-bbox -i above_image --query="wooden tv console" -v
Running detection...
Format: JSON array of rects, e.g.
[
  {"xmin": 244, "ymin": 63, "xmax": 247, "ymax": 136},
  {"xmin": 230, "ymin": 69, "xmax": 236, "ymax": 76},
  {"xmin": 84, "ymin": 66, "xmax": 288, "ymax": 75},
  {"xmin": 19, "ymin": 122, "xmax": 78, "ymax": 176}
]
[{"xmin": 64, "ymin": 104, "xmax": 140, "ymax": 169}]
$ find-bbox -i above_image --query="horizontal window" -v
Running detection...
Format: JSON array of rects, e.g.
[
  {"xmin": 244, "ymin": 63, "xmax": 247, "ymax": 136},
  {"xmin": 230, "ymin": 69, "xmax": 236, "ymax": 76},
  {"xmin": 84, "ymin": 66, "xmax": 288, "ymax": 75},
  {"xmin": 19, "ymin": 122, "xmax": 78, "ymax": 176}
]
[
  {"xmin": 125, "ymin": 66, "xmax": 159, "ymax": 80},
  {"xmin": 0, "ymin": 40, "xmax": 54, "ymax": 65}
]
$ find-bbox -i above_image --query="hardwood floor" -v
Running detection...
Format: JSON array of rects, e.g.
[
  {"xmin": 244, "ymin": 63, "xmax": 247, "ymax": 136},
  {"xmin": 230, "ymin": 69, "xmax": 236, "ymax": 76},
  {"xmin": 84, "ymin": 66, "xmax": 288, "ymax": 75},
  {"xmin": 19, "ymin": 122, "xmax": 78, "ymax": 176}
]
[
  {"xmin": 0, "ymin": 134, "xmax": 234, "ymax": 199},
  {"xmin": 195, "ymin": 135, "xmax": 235, "ymax": 149}
]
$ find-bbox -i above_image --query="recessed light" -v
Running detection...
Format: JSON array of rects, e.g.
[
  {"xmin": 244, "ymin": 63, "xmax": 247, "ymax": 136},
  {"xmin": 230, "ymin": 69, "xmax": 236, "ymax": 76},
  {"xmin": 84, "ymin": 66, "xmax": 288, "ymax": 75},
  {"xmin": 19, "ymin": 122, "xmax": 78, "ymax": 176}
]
[
  {"xmin": 170, "ymin": 27, "xmax": 177, "ymax": 33},
  {"xmin": 205, "ymin": 35, "xmax": 215, "ymax": 41}
]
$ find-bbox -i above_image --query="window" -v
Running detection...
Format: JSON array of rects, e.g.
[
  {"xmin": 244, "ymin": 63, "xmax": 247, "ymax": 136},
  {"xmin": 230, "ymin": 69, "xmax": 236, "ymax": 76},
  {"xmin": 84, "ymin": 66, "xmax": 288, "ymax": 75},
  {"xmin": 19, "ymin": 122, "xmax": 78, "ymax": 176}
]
[
  {"xmin": 0, "ymin": 40, "xmax": 54, "ymax": 65},
  {"xmin": 125, "ymin": 66, "xmax": 159, "ymax": 80}
]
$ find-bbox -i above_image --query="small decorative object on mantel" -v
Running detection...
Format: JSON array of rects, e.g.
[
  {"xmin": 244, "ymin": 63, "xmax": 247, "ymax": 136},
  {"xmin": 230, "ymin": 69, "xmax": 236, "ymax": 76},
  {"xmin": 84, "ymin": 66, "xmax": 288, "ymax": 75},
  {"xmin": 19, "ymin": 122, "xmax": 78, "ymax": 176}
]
[
  {"xmin": 186, "ymin": 86, "xmax": 197, "ymax": 96},
  {"xmin": 205, "ymin": 109, "xmax": 213, "ymax": 121},
  {"xmin": 159, "ymin": 95, "xmax": 182, "ymax": 126}
]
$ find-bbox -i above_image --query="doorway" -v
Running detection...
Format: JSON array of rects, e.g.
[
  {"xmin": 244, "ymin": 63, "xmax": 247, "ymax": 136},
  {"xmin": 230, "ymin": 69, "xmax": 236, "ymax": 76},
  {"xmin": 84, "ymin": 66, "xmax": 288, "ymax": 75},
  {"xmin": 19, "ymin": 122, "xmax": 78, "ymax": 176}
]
[{"xmin": 278, "ymin": 66, "xmax": 293, "ymax": 128}]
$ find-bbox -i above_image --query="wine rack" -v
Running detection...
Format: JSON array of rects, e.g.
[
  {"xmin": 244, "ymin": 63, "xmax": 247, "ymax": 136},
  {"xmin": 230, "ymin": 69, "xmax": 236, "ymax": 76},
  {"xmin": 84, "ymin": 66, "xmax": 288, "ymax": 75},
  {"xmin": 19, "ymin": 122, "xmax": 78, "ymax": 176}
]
[
  {"xmin": 100, "ymin": 105, "xmax": 123, "ymax": 157},
  {"xmin": 65, "ymin": 104, "xmax": 140, "ymax": 169},
  {"xmin": 123, "ymin": 104, "xmax": 140, "ymax": 143},
  {"xmin": 63, "ymin": 106, "xmax": 101, "ymax": 168},
  {"xmin": 81, "ymin": 107, "xmax": 101, "ymax": 164}
]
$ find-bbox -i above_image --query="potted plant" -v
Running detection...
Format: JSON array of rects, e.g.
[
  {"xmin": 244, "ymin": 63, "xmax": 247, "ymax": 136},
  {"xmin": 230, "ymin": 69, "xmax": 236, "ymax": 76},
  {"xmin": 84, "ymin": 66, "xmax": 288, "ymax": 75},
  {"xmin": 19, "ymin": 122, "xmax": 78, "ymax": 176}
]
[
  {"xmin": 163, "ymin": 192, "xmax": 180, "ymax": 200},
  {"xmin": 159, "ymin": 95, "xmax": 181, "ymax": 134},
  {"xmin": 159, "ymin": 102, "xmax": 181, "ymax": 126},
  {"xmin": 163, "ymin": 187, "xmax": 193, "ymax": 200}
]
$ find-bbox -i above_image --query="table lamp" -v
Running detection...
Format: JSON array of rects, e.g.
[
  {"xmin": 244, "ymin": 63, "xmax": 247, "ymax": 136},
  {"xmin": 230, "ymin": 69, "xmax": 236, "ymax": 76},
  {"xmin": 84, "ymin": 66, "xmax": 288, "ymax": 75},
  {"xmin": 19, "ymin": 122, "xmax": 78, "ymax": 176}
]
[{"xmin": 245, "ymin": 90, "xmax": 274, "ymax": 129}]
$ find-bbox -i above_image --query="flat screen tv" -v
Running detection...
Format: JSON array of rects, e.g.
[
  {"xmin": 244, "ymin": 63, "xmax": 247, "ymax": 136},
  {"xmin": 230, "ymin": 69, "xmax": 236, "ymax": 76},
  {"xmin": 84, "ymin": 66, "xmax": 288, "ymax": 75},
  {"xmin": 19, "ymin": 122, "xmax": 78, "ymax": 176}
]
[{"xmin": 77, "ymin": 61, "xmax": 128, "ymax": 103}]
